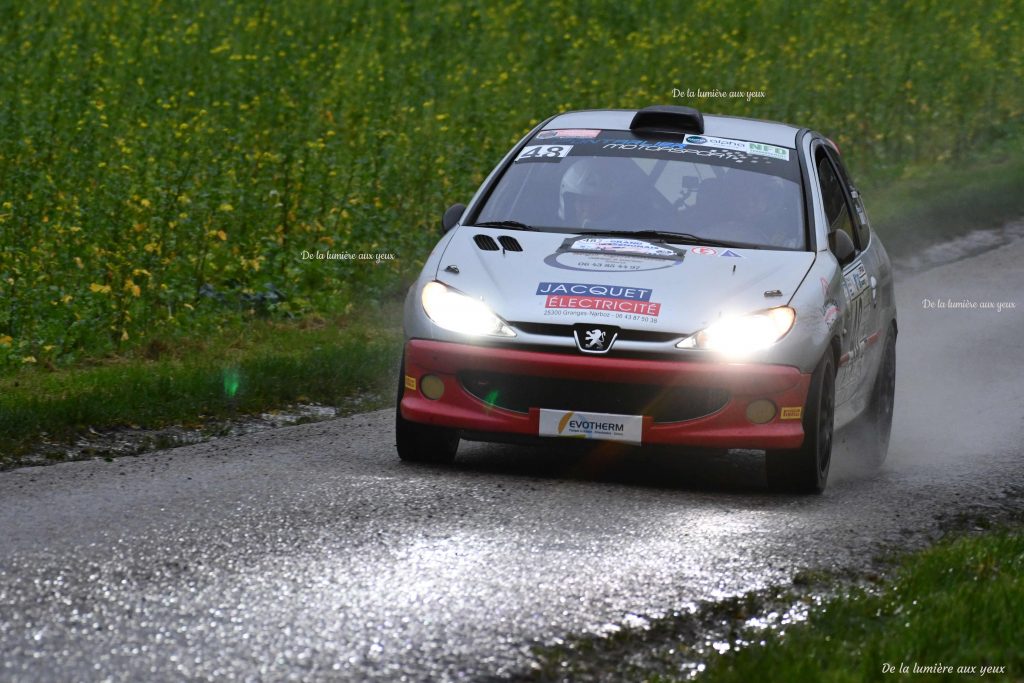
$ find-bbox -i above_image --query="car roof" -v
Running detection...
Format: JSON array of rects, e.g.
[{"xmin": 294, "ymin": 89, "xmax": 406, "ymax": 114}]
[{"xmin": 542, "ymin": 109, "xmax": 802, "ymax": 148}]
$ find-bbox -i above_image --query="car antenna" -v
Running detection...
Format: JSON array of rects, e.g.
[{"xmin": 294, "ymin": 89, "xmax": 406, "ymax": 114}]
[{"xmin": 732, "ymin": 264, "xmax": 736, "ymax": 274}]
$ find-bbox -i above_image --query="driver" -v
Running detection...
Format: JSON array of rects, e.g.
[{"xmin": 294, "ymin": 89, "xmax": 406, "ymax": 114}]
[
  {"xmin": 743, "ymin": 177, "xmax": 800, "ymax": 248},
  {"xmin": 558, "ymin": 157, "xmax": 625, "ymax": 229},
  {"xmin": 743, "ymin": 180, "xmax": 773, "ymax": 220},
  {"xmin": 708, "ymin": 174, "xmax": 798, "ymax": 248}
]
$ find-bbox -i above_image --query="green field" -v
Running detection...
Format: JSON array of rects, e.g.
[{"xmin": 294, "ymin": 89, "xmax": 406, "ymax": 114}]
[{"xmin": 1, "ymin": 0, "xmax": 1022, "ymax": 370}]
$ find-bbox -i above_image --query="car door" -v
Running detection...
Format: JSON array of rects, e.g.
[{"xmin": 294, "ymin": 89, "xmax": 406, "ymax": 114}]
[
  {"xmin": 826, "ymin": 146, "xmax": 890, "ymax": 411},
  {"xmin": 814, "ymin": 143, "xmax": 877, "ymax": 407}
]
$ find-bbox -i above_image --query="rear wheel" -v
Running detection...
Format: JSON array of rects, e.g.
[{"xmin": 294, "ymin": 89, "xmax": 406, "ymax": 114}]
[
  {"xmin": 766, "ymin": 352, "xmax": 835, "ymax": 494},
  {"xmin": 395, "ymin": 356, "xmax": 460, "ymax": 464}
]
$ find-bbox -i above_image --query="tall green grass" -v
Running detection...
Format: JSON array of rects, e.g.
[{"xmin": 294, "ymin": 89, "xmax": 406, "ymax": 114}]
[{"xmin": 1, "ymin": 0, "xmax": 1021, "ymax": 368}]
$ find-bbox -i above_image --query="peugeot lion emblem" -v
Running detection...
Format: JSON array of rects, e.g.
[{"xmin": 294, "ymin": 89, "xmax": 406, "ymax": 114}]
[
  {"xmin": 584, "ymin": 328, "xmax": 606, "ymax": 349},
  {"xmin": 572, "ymin": 324, "xmax": 619, "ymax": 354}
]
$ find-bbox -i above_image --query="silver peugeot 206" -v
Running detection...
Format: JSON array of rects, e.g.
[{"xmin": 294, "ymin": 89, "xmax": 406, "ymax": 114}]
[{"xmin": 397, "ymin": 105, "xmax": 896, "ymax": 493}]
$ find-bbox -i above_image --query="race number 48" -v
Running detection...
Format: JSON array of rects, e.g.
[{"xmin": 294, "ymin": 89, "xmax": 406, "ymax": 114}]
[{"xmin": 515, "ymin": 144, "xmax": 573, "ymax": 161}]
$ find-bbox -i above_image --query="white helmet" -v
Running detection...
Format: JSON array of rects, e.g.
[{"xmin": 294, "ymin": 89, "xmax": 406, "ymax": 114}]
[{"xmin": 558, "ymin": 157, "xmax": 608, "ymax": 224}]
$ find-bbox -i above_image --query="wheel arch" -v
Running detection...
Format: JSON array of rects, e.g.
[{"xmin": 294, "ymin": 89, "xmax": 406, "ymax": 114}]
[{"xmin": 828, "ymin": 334, "xmax": 842, "ymax": 375}]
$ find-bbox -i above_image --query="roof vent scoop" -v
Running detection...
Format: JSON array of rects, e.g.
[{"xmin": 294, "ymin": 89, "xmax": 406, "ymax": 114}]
[{"xmin": 630, "ymin": 105, "xmax": 704, "ymax": 135}]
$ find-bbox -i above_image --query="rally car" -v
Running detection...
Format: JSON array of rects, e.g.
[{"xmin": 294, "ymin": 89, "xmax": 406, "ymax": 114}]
[{"xmin": 396, "ymin": 105, "xmax": 896, "ymax": 493}]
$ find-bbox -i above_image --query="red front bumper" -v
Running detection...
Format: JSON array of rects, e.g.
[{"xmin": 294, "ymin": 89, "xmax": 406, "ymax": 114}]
[{"xmin": 400, "ymin": 339, "xmax": 811, "ymax": 449}]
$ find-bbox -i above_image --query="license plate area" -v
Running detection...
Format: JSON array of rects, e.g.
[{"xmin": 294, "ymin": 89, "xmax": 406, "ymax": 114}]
[{"xmin": 537, "ymin": 409, "xmax": 643, "ymax": 445}]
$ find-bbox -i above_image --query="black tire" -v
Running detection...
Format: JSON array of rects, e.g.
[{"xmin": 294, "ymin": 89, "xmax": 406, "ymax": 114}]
[
  {"xmin": 850, "ymin": 326, "xmax": 896, "ymax": 469},
  {"xmin": 395, "ymin": 356, "xmax": 459, "ymax": 464},
  {"xmin": 766, "ymin": 351, "xmax": 836, "ymax": 494}
]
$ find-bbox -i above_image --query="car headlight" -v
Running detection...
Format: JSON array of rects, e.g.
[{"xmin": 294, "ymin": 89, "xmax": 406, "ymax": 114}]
[
  {"xmin": 677, "ymin": 307, "xmax": 795, "ymax": 356},
  {"xmin": 421, "ymin": 281, "xmax": 515, "ymax": 337}
]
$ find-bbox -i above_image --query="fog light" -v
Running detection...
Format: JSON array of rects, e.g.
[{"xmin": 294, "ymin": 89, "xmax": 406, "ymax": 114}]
[
  {"xmin": 746, "ymin": 399, "xmax": 776, "ymax": 424},
  {"xmin": 420, "ymin": 374, "xmax": 445, "ymax": 400}
]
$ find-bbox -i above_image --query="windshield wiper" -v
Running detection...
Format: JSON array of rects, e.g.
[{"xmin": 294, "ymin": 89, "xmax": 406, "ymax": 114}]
[
  {"xmin": 473, "ymin": 220, "xmax": 539, "ymax": 231},
  {"xmin": 575, "ymin": 229, "xmax": 746, "ymax": 248}
]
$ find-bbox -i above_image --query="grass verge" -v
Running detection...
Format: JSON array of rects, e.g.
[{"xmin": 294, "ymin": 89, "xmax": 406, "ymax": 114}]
[
  {"xmin": 688, "ymin": 527, "xmax": 1024, "ymax": 683},
  {"xmin": 522, "ymin": 510, "xmax": 1024, "ymax": 682},
  {"xmin": 0, "ymin": 304, "xmax": 404, "ymax": 465}
]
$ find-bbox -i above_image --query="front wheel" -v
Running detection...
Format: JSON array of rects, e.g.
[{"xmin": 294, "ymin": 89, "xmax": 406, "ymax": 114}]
[
  {"xmin": 395, "ymin": 356, "xmax": 460, "ymax": 464},
  {"xmin": 766, "ymin": 351, "xmax": 836, "ymax": 494}
]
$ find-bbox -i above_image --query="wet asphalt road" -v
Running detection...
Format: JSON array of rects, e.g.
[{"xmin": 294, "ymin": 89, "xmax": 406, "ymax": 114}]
[{"xmin": 2, "ymin": 237, "xmax": 1023, "ymax": 681}]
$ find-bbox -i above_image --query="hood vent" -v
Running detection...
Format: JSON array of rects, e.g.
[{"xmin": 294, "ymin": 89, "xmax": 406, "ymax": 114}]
[
  {"xmin": 474, "ymin": 234, "xmax": 523, "ymax": 252},
  {"xmin": 473, "ymin": 234, "xmax": 499, "ymax": 251},
  {"xmin": 497, "ymin": 235, "xmax": 523, "ymax": 252}
]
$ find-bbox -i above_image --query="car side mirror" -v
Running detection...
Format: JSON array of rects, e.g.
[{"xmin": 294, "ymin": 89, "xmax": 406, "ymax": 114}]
[
  {"xmin": 441, "ymin": 203, "xmax": 466, "ymax": 233},
  {"xmin": 829, "ymin": 229, "xmax": 856, "ymax": 265}
]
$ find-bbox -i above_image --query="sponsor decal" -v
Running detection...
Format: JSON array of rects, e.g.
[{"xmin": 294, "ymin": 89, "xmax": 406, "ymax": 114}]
[
  {"xmin": 683, "ymin": 134, "xmax": 751, "ymax": 152},
  {"xmin": 551, "ymin": 295, "xmax": 660, "ymax": 315},
  {"xmin": 571, "ymin": 238, "xmax": 677, "ymax": 257},
  {"xmin": 538, "ymin": 408, "xmax": 643, "ymax": 444},
  {"xmin": 852, "ymin": 262, "xmax": 868, "ymax": 290},
  {"xmin": 780, "ymin": 406, "xmax": 803, "ymax": 420},
  {"xmin": 545, "ymin": 252, "xmax": 680, "ymax": 273},
  {"xmin": 554, "ymin": 137, "xmax": 799, "ymax": 181},
  {"xmin": 843, "ymin": 261, "xmax": 868, "ymax": 298},
  {"xmin": 749, "ymin": 142, "xmax": 790, "ymax": 160},
  {"xmin": 544, "ymin": 236, "xmax": 686, "ymax": 275},
  {"xmin": 602, "ymin": 140, "xmax": 688, "ymax": 152},
  {"xmin": 823, "ymin": 304, "xmax": 840, "ymax": 328},
  {"xmin": 536, "ymin": 282, "xmax": 652, "ymax": 301},
  {"xmin": 603, "ymin": 142, "xmax": 706, "ymax": 156},
  {"xmin": 515, "ymin": 144, "xmax": 573, "ymax": 162},
  {"xmin": 537, "ymin": 282, "xmax": 661, "ymax": 318},
  {"xmin": 536, "ymin": 128, "xmax": 601, "ymax": 139},
  {"xmin": 545, "ymin": 295, "xmax": 661, "ymax": 316},
  {"xmin": 404, "ymin": 375, "xmax": 417, "ymax": 391},
  {"xmin": 688, "ymin": 246, "xmax": 744, "ymax": 257}
]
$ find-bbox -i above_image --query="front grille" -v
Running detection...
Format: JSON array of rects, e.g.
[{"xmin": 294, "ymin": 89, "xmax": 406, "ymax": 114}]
[
  {"xmin": 459, "ymin": 371, "xmax": 729, "ymax": 423},
  {"xmin": 511, "ymin": 321, "xmax": 683, "ymax": 343}
]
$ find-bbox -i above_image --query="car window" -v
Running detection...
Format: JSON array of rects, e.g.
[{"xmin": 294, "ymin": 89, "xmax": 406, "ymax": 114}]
[
  {"xmin": 815, "ymin": 152, "xmax": 857, "ymax": 251},
  {"xmin": 834, "ymin": 157, "xmax": 871, "ymax": 249},
  {"xmin": 475, "ymin": 130, "xmax": 806, "ymax": 250}
]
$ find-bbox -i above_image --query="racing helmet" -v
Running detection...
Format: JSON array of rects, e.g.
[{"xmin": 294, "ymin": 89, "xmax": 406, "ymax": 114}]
[{"xmin": 558, "ymin": 157, "xmax": 611, "ymax": 225}]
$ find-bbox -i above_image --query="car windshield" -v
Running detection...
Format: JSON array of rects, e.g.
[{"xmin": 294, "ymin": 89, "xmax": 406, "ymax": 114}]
[{"xmin": 475, "ymin": 129, "xmax": 805, "ymax": 250}]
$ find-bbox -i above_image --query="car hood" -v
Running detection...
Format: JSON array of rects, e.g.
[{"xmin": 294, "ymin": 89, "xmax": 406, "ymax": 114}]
[{"xmin": 435, "ymin": 229, "xmax": 816, "ymax": 334}]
